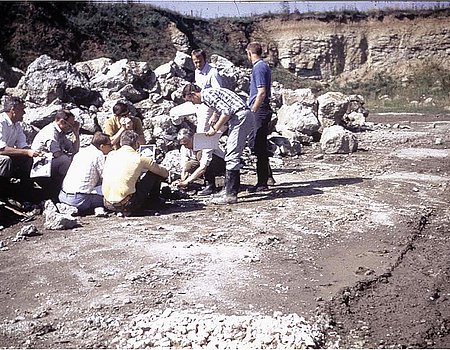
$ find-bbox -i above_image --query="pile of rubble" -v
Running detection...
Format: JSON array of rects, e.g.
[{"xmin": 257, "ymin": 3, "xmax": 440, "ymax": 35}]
[
  {"xmin": 0, "ymin": 51, "xmax": 369, "ymax": 172},
  {"xmin": 111, "ymin": 308, "xmax": 324, "ymax": 349}
]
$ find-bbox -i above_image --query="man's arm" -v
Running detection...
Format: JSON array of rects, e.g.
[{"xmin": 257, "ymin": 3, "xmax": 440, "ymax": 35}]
[
  {"xmin": 250, "ymin": 86, "xmax": 267, "ymax": 113},
  {"xmin": 0, "ymin": 146, "xmax": 42, "ymax": 157},
  {"xmin": 206, "ymin": 113, "xmax": 230, "ymax": 136}
]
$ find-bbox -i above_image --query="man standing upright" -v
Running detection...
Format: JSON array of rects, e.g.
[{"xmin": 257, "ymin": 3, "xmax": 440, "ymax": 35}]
[
  {"xmin": 246, "ymin": 41, "xmax": 274, "ymax": 192},
  {"xmin": 191, "ymin": 49, "xmax": 223, "ymax": 133}
]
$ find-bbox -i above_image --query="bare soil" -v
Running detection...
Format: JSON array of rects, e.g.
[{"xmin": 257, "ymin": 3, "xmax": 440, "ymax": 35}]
[{"xmin": 0, "ymin": 113, "xmax": 449, "ymax": 348}]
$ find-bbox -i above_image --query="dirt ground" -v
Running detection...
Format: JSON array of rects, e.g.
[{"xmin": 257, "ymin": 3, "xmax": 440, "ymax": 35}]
[{"xmin": 0, "ymin": 113, "xmax": 449, "ymax": 348}]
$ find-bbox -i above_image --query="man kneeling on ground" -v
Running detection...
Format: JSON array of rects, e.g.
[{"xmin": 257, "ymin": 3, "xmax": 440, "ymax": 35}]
[
  {"xmin": 59, "ymin": 132, "xmax": 112, "ymax": 215},
  {"xmin": 176, "ymin": 128, "xmax": 225, "ymax": 196},
  {"xmin": 102, "ymin": 130, "xmax": 169, "ymax": 215}
]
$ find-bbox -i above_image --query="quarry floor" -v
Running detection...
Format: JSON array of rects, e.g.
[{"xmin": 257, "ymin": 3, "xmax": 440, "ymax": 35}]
[{"xmin": 0, "ymin": 113, "xmax": 449, "ymax": 348}]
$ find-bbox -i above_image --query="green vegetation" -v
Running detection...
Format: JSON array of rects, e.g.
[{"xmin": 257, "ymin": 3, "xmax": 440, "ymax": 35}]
[{"xmin": 331, "ymin": 61, "xmax": 450, "ymax": 113}]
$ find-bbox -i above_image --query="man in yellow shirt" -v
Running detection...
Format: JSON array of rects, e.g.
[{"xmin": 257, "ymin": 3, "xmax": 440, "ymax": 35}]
[
  {"xmin": 102, "ymin": 130, "xmax": 169, "ymax": 215},
  {"xmin": 103, "ymin": 101, "xmax": 145, "ymax": 149}
]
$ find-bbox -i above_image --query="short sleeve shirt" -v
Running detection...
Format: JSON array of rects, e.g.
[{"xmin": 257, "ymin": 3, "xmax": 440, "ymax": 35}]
[
  {"xmin": 0, "ymin": 112, "xmax": 28, "ymax": 150},
  {"xmin": 248, "ymin": 59, "xmax": 272, "ymax": 107},
  {"xmin": 31, "ymin": 122, "xmax": 75, "ymax": 155}
]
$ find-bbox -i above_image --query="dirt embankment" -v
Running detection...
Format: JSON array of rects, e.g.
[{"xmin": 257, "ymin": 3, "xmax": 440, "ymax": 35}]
[{"xmin": 0, "ymin": 113, "xmax": 449, "ymax": 348}]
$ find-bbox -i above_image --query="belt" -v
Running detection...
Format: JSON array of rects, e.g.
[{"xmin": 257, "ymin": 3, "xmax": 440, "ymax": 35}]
[
  {"xmin": 61, "ymin": 190, "xmax": 77, "ymax": 196},
  {"xmin": 235, "ymin": 107, "xmax": 250, "ymax": 115}
]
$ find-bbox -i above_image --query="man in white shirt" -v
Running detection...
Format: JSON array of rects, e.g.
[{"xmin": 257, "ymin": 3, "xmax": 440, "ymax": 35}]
[
  {"xmin": 31, "ymin": 109, "xmax": 80, "ymax": 198},
  {"xmin": 176, "ymin": 128, "xmax": 225, "ymax": 196},
  {"xmin": 0, "ymin": 96, "xmax": 43, "ymax": 196},
  {"xmin": 191, "ymin": 49, "xmax": 223, "ymax": 133},
  {"xmin": 59, "ymin": 132, "xmax": 112, "ymax": 214}
]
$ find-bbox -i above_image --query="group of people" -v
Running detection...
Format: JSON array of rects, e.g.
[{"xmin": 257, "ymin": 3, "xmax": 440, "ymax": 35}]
[
  {"xmin": 178, "ymin": 42, "xmax": 274, "ymax": 204},
  {"xmin": 0, "ymin": 41, "xmax": 274, "ymax": 215}
]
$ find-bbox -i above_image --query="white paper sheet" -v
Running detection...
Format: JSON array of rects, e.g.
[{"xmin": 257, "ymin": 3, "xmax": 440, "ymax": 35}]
[{"xmin": 193, "ymin": 132, "xmax": 222, "ymax": 151}]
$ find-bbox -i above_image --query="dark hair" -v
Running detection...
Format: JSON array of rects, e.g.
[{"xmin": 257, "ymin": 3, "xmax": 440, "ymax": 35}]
[
  {"xmin": 54, "ymin": 109, "xmax": 74, "ymax": 121},
  {"xmin": 3, "ymin": 96, "xmax": 24, "ymax": 112},
  {"xmin": 191, "ymin": 49, "xmax": 207, "ymax": 60},
  {"xmin": 182, "ymin": 84, "xmax": 201, "ymax": 99},
  {"xmin": 91, "ymin": 132, "xmax": 111, "ymax": 149},
  {"xmin": 120, "ymin": 130, "xmax": 139, "ymax": 148},
  {"xmin": 246, "ymin": 42, "xmax": 263, "ymax": 56},
  {"xmin": 177, "ymin": 128, "xmax": 194, "ymax": 142},
  {"xmin": 113, "ymin": 102, "xmax": 129, "ymax": 116}
]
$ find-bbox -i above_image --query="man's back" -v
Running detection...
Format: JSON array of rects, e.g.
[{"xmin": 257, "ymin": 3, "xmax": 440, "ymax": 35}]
[{"xmin": 102, "ymin": 146, "xmax": 168, "ymax": 203}]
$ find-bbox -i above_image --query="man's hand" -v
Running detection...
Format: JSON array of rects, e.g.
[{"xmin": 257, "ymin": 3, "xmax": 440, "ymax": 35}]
[
  {"xmin": 121, "ymin": 117, "xmax": 133, "ymax": 130},
  {"xmin": 208, "ymin": 114, "xmax": 219, "ymax": 126},
  {"xmin": 72, "ymin": 120, "xmax": 81, "ymax": 134},
  {"xmin": 205, "ymin": 127, "xmax": 217, "ymax": 137},
  {"xmin": 27, "ymin": 149, "xmax": 44, "ymax": 158},
  {"xmin": 176, "ymin": 179, "xmax": 189, "ymax": 188}
]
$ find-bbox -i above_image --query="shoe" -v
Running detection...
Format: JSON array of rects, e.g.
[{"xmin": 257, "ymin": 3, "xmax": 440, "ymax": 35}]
[
  {"xmin": 247, "ymin": 184, "xmax": 269, "ymax": 193},
  {"xmin": 209, "ymin": 194, "xmax": 237, "ymax": 205},
  {"xmin": 267, "ymin": 177, "xmax": 276, "ymax": 186},
  {"xmin": 197, "ymin": 184, "xmax": 216, "ymax": 196},
  {"xmin": 94, "ymin": 206, "xmax": 108, "ymax": 217},
  {"xmin": 211, "ymin": 187, "xmax": 226, "ymax": 198}
]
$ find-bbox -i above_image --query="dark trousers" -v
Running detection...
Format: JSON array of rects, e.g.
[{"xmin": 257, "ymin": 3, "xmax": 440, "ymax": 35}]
[
  {"xmin": 253, "ymin": 105, "xmax": 272, "ymax": 185},
  {"xmin": 0, "ymin": 154, "xmax": 32, "ymax": 180},
  {"xmin": 204, "ymin": 154, "xmax": 226, "ymax": 184},
  {"xmin": 105, "ymin": 171, "xmax": 164, "ymax": 213}
]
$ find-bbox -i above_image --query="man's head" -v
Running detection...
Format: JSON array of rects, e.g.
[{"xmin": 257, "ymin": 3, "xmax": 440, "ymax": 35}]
[
  {"xmin": 4, "ymin": 96, "xmax": 25, "ymax": 122},
  {"xmin": 113, "ymin": 102, "xmax": 130, "ymax": 119},
  {"xmin": 120, "ymin": 130, "xmax": 140, "ymax": 150},
  {"xmin": 91, "ymin": 131, "xmax": 112, "ymax": 155},
  {"xmin": 54, "ymin": 109, "xmax": 76, "ymax": 134},
  {"xmin": 182, "ymin": 84, "xmax": 202, "ymax": 104},
  {"xmin": 246, "ymin": 42, "xmax": 263, "ymax": 62},
  {"xmin": 177, "ymin": 128, "xmax": 194, "ymax": 149},
  {"xmin": 191, "ymin": 49, "xmax": 207, "ymax": 71}
]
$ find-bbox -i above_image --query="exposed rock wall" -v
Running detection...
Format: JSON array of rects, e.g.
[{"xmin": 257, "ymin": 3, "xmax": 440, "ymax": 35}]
[{"xmin": 252, "ymin": 13, "xmax": 450, "ymax": 80}]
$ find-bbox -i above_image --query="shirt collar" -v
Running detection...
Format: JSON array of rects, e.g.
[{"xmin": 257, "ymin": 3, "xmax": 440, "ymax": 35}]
[
  {"xmin": 252, "ymin": 58, "xmax": 264, "ymax": 66},
  {"xmin": 54, "ymin": 121, "xmax": 63, "ymax": 133},
  {"xmin": 198, "ymin": 63, "xmax": 210, "ymax": 75}
]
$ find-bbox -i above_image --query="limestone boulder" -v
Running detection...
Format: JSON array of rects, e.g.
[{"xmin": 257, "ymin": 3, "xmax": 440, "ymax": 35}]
[
  {"xmin": 317, "ymin": 91, "xmax": 349, "ymax": 127},
  {"xmin": 320, "ymin": 125, "xmax": 358, "ymax": 154},
  {"xmin": 276, "ymin": 103, "xmax": 320, "ymax": 138},
  {"xmin": 16, "ymin": 55, "xmax": 91, "ymax": 106},
  {"xmin": 74, "ymin": 57, "xmax": 113, "ymax": 80}
]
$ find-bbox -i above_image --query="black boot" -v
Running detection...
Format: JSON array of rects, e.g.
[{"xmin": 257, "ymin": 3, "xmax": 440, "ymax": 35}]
[
  {"xmin": 210, "ymin": 170, "xmax": 238, "ymax": 205},
  {"xmin": 198, "ymin": 181, "xmax": 217, "ymax": 196}
]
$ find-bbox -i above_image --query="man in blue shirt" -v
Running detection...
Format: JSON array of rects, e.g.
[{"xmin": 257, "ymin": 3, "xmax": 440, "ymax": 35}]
[{"xmin": 246, "ymin": 41, "xmax": 274, "ymax": 192}]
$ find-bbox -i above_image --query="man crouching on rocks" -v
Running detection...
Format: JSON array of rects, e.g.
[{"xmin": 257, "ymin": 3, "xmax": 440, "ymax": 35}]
[
  {"xmin": 102, "ymin": 130, "xmax": 169, "ymax": 216},
  {"xmin": 182, "ymin": 83, "xmax": 252, "ymax": 205}
]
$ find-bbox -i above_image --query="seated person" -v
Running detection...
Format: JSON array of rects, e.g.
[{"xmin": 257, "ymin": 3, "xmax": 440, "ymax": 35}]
[
  {"xmin": 59, "ymin": 132, "xmax": 112, "ymax": 214},
  {"xmin": 176, "ymin": 128, "xmax": 225, "ymax": 196},
  {"xmin": 0, "ymin": 96, "xmax": 43, "ymax": 197},
  {"xmin": 103, "ymin": 101, "xmax": 145, "ymax": 149},
  {"xmin": 31, "ymin": 109, "xmax": 80, "ymax": 183},
  {"xmin": 102, "ymin": 130, "xmax": 169, "ymax": 215}
]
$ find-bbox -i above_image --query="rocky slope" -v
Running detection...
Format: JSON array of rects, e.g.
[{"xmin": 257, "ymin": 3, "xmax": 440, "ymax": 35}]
[{"xmin": 0, "ymin": 3, "xmax": 449, "ymax": 84}]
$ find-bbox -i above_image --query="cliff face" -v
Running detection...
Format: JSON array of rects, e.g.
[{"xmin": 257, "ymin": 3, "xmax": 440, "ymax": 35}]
[
  {"xmin": 0, "ymin": 3, "xmax": 449, "ymax": 85},
  {"xmin": 251, "ymin": 12, "xmax": 450, "ymax": 80}
]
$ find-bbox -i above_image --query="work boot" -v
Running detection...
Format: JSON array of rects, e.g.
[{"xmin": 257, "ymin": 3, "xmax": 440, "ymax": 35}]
[
  {"xmin": 210, "ymin": 170, "xmax": 239, "ymax": 205},
  {"xmin": 198, "ymin": 182, "xmax": 216, "ymax": 196}
]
